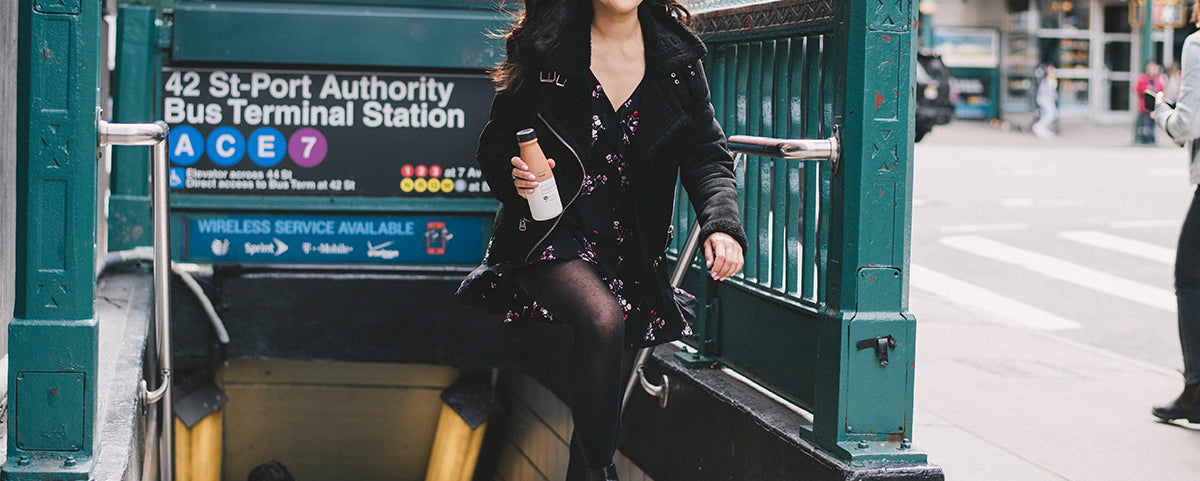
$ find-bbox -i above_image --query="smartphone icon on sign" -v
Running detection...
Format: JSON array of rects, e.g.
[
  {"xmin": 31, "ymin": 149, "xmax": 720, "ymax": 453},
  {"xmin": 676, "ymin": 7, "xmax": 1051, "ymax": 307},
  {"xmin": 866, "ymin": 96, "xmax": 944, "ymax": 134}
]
[{"xmin": 426, "ymin": 222, "xmax": 452, "ymax": 255}]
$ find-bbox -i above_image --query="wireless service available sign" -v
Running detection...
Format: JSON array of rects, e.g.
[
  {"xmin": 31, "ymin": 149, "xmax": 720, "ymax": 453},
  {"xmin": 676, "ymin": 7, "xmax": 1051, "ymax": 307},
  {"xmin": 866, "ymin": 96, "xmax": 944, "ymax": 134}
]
[{"xmin": 161, "ymin": 67, "xmax": 495, "ymax": 198}]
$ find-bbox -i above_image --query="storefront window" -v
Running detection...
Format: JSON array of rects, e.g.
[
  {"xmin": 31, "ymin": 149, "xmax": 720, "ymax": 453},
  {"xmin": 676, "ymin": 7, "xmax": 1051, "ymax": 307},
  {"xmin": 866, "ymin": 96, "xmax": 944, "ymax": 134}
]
[
  {"xmin": 1003, "ymin": 10, "xmax": 1040, "ymax": 113},
  {"xmin": 1040, "ymin": 0, "xmax": 1090, "ymax": 30},
  {"xmin": 1059, "ymin": 77, "xmax": 1090, "ymax": 112},
  {"xmin": 1040, "ymin": 37, "xmax": 1090, "ymax": 69}
]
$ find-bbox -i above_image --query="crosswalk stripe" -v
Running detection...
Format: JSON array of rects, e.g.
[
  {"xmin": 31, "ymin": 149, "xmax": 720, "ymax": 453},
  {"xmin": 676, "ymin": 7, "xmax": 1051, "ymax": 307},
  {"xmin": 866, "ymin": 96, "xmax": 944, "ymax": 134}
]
[
  {"xmin": 940, "ymin": 235, "xmax": 1176, "ymax": 312},
  {"xmin": 1110, "ymin": 219, "xmax": 1179, "ymax": 229},
  {"xmin": 910, "ymin": 264, "xmax": 1082, "ymax": 330},
  {"xmin": 1058, "ymin": 230, "xmax": 1175, "ymax": 265},
  {"xmin": 940, "ymin": 223, "xmax": 1029, "ymax": 234}
]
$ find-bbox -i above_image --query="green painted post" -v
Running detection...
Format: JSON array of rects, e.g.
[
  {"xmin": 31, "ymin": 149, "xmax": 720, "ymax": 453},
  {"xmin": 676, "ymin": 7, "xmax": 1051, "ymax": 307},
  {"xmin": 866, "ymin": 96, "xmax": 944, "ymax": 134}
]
[
  {"xmin": 109, "ymin": 5, "xmax": 159, "ymax": 250},
  {"xmin": 9, "ymin": 0, "xmax": 102, "ymax": 478},
  {"xmin": 1141, "ymin": 0, "xmax": 1155, "ymax": 71},
  {"xmin": 809, "ymin": 0, "xmax": 924, "ymax": 463},
  {"xmin": 918, "ymin": 0, "xmax": 936, "ymax": 50}
]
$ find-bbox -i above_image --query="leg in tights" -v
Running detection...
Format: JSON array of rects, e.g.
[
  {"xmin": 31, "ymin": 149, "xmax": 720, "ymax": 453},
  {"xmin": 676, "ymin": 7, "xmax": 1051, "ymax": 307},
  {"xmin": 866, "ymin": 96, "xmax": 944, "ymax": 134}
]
[
  {"xmin": 1176, "ymin": 187, "xmax": 1200, "ymax": 384},
  {"xmin": 520, "ymin": 259, "xmax": 625, "ymax": 469}
]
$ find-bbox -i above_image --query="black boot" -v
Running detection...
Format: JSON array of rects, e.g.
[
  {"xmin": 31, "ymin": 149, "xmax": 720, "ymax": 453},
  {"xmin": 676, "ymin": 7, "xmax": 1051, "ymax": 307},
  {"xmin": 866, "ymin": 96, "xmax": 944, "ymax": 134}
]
[
  {"xmin": 584, "ymin": 464, "xmax": 619, "ymax": 481},
  {"xmin": 1153, "ymin": 382, "xmax": 1200, "ymax": 422}
]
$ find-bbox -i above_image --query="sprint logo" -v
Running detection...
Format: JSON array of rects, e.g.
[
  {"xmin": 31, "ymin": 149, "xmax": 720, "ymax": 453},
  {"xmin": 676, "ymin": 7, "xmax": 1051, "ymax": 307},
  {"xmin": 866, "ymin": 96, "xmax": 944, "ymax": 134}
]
[{"xmin": 244, "ymin": 238, "xmax": 289, "ymax": 256}]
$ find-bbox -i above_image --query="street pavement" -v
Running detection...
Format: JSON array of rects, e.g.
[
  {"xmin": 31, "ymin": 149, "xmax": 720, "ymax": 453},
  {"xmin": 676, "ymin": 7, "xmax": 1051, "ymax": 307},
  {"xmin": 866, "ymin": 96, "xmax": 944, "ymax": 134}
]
[{"xmin": 910, "ymin": 119, "xmax": 1200, "ymax": 480}]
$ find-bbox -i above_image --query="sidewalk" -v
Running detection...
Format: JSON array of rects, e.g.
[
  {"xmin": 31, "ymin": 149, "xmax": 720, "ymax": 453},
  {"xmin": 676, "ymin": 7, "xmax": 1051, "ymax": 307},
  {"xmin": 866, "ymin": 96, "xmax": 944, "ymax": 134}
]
[
  {"xmin": 919, "ymin": 117, "xmax": 1168, "ymax": 150},
  {"xmin": 911, "ymin": 119, "xmax": 1200, "ymax": 480},
  {"xmin": 911, "ymin": 289, "xmax": 1200, "ymax": 480}
]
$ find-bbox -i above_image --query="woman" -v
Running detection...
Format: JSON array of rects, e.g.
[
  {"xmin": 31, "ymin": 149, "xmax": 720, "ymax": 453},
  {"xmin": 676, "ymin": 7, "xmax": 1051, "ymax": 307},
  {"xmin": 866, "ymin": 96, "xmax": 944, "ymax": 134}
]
[
  {"xmin": 1165, "ymin": 62, "xmax": 1182, "ymax": 105},
  {"xmin": 1137, "ymin": 60, "xmax": 1164, "ymax": 145},
  {"xmin": 1153, "ymin": 3, "xmax": 1200, "ymax": 423},
  {"xmin": 457, "ymin": 0, "xmax": 746, "ymax": 479},
  {"xmin": 1031, "ymin": 64, "xmax": 1058, "ymax": 140}
]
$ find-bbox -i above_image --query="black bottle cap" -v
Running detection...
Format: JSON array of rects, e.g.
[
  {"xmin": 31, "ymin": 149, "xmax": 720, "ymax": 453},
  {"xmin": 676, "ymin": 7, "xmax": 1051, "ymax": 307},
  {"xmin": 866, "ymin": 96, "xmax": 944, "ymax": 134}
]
[{"xmin": 516, "ymin": 128, "xmax": 537, "ymax": 143}]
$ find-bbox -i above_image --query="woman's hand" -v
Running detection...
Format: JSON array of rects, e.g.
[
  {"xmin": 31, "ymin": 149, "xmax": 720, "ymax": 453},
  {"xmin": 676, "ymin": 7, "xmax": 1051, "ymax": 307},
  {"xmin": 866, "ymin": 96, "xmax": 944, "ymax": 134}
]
[
  {"xmin": 510, "ymin": 155, "xmax": 555, "ymax": 197},
  {"xmin": 704, "ymin": 232, "xmax": 744, "ymax": 281}
]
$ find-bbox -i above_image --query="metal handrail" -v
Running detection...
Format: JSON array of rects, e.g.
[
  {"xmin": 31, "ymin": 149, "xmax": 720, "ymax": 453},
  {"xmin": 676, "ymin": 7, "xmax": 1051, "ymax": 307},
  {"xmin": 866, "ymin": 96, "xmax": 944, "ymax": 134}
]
[
  {"xmin": 727, "ymin": 128, "xmax": 840, "ymax": 166},
  {"xmin": 99, "ymin": 120, "xmax": 173, "ymax": 481},
  {"xmin": 621, "ymin": 131, "xmax": 840, "ymax": 412},
  {"xmin": 620, "ymin": 221, "xmax": 699, "ymax": 411}
]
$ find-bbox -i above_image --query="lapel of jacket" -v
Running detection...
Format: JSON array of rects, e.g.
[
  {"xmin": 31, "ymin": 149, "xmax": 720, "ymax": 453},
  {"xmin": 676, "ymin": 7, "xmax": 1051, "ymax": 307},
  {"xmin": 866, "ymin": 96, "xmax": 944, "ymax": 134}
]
[
  {"xmin": 627, "ymin": 7, "xmax": 699, "ymax": 174},
  {"xmin": 536, "ymin": 13, "xmax": 593, "ymax": 162}
]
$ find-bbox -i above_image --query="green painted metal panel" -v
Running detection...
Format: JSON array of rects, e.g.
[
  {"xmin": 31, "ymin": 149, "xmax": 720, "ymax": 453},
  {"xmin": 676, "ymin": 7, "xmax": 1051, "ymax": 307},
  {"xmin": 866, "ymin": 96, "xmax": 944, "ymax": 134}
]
[
  {"xmin": 171, "ymin": 1, "xmax": 509, "ymax": 69},
  {"xmin": 15, "ymin": 0, "xmax": 100, "ymax": 321},
  {"xmin": 844, "ymin": 314, "xmax": 915, "ymax": 440},
  {"xmin": 752, "ymin": 41, "xmax": 771, "ymax": 286},
  {"xmin": 808, "ymin": 36, "xmax": 829, "ymax": 305},
  {"xmin": 770, "ymin": 39, "xmax": 788, "ymax": 292},
  {"xmin": 686, "ymin": 0, "xmax": 926, "ymax": 466},
  {"xmin": 109, "ymin": 5, "xmax": 159, "ymax": 250},
  {"xmin": 1141, "ymin": 0, "xmax": 1154, "ymax": 71},
  {"xmin": 713, "ymin": 283, "xmax": 819, "ymax": 407},
  {"xmin": 16, "ymin": 372, "xmax": 87, "ymax": 451},
  {"xmin": 790, "ymin": 37, "xmax": 811, "ymax": 299},
  {"xmin": 817, "ymin": 0, "xmax": 919, "ymax": 462},
  {"xmin": 11, "ymin": 0, "xmax": 101, "ymax": 476}
]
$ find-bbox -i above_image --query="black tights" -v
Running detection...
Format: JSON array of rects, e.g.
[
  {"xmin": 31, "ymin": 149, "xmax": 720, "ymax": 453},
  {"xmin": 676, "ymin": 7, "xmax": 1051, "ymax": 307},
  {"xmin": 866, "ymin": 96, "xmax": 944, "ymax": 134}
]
[{"xmin": 520, "ymin": 259, "xmax": 626, "ymax": 469}]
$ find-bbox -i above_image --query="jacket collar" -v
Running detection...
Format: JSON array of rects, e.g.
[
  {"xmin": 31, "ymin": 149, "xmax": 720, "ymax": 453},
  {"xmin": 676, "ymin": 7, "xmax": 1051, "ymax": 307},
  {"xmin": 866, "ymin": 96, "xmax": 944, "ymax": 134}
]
[
  {"xmin": 540, "ymin": 4, "xmax": 707, "ymax": 80},
  {"xmin": 534, "ymin": 5, "xmax": 704, "ymax": 179}
]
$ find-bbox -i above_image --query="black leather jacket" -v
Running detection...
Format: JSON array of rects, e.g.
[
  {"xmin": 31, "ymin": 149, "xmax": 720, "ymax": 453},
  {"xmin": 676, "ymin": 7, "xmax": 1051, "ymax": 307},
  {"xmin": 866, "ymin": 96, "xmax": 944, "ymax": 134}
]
[
  {"xmin": 477, "ymin": 5, "xmax": 746, "ymax": 267},
  {"xmin": 461, "ymin": 5, "xmax": 746, "ymax": 333}
]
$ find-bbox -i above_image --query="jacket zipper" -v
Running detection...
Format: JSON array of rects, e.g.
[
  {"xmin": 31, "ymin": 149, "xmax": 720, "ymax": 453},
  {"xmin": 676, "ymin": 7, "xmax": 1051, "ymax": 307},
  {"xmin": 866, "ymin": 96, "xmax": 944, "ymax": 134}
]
[{"xmin": 524, "ymin": 112, "xmax": 587, "ymax": 263}]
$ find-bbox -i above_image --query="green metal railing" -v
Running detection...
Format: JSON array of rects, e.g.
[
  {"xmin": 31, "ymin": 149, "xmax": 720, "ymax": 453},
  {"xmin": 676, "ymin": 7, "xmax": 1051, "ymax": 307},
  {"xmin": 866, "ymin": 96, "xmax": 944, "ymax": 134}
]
[
  {"xmin": 670, "ymin": 0, "xmax": 925, "ymax": 465},
  {"xmin": 722, "ymin": 38, "xmax": 832, "ymax": 305},
  {"xmin": 725, "ymin": 131, "xmax": 837, "ymax": 301},
  {"xmin": 670, "ymin": 6, "xmax": 838, "ymax": 400}
]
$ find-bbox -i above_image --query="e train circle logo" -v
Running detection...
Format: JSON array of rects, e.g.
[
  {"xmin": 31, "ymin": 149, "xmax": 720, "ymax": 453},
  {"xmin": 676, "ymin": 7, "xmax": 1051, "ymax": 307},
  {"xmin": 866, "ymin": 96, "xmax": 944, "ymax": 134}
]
[{"xmin": 169, "ymin": 126, "xmax": 328, "ymax": 168}]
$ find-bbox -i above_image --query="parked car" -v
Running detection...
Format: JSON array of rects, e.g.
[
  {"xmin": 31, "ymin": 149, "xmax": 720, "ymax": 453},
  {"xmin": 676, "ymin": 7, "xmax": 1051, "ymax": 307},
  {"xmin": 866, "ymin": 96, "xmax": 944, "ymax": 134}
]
[{"xmin": 915, "ymin": 50, "xmax": 955, "ymax": 142}]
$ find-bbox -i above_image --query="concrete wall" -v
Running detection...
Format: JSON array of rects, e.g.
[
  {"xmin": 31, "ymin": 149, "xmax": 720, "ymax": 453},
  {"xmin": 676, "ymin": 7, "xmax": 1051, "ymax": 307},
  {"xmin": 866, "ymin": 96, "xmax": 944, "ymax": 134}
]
[
  {"xmin": 1, "ymin": 0, "xmax": 16, "ymax": 356},
  {"xmin": 216, "ymin": 360, "xmax": 460, "ymax": 481},
  {"xmin": 931, "ymin": 0, "xmax": 1007, "ymax": 28},
  {"xmin": 494, "ymin": 372, "xmax": 652, "ymax": 481}
]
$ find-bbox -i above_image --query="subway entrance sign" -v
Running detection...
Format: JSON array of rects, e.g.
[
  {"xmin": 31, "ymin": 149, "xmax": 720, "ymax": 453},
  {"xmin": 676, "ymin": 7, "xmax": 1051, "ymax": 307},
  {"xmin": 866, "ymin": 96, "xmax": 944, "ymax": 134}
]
[
  {"xmin": 158, "ymin": 67, "xmax": 499, "ymax": 266},
  {"xmin": 163, "ymin": 68, "xmax": 495, "ymax": 198},
  {"xmin": 107, "ymin": 2, "xmax": 513, "ymax": 262}
]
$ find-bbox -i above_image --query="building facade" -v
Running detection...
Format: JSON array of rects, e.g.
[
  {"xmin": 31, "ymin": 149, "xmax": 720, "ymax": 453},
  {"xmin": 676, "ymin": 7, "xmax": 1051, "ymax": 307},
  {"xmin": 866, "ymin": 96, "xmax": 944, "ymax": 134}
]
[{"xmin": 929, "ymin": 0, "xmax": 1192, "ymax": 123}]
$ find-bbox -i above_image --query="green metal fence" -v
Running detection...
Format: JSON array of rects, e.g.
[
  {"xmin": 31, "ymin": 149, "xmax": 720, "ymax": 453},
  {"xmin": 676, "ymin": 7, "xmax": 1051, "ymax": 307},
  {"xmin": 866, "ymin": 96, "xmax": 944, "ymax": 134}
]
[
  {"xmin": 672, "ymin": 0, "xmax": 924, "ymax": 464},
  {"xmin": 716, "ymin": 36, "xmax": 831, "ymax": 304}
]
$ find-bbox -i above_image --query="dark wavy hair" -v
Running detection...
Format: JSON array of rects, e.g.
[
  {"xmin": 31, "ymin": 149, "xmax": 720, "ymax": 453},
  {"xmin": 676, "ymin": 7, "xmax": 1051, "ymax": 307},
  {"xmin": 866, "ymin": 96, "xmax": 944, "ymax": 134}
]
[{"xmin": 491, "ymin": 0, "xmax": 693, "ymax": 93}]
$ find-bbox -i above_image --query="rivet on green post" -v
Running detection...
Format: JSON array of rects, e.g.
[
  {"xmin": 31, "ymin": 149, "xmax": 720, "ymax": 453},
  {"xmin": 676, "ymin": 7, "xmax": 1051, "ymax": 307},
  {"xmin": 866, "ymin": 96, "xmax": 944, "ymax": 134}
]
[{"xmin": 8, "ymin": 0, "xmax": 102, "ymax": 478}]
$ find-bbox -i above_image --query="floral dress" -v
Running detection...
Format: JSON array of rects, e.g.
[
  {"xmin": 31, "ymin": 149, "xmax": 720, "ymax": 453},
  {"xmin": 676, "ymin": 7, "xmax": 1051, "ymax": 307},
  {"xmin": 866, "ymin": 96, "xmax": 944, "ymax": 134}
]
[{"xmin": 469, "ymin": 74, "xmax": 693, "ymax": 349}]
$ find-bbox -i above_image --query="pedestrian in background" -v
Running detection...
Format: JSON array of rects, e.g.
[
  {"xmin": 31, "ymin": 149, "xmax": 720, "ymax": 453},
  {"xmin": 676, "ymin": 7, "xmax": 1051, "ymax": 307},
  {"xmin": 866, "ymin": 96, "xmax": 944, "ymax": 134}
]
[
  {"xmin": 1031, "ymin": 64, "xmax": 1058, "ymax": 140},
  {"xmin": 1152, "ymin": 2, "xmax": 1200, "ymax": 424},
  {"xmin": 1166, "ymin": 62, "xmax": 1183, "ymax": 105},
  {"xmin": 1136, "ymin": 60, "xmax": 1165, "ymax": 145},
  {"xmin": 457, "ymin": 0, "xmax": 746, "ymax": 479}
]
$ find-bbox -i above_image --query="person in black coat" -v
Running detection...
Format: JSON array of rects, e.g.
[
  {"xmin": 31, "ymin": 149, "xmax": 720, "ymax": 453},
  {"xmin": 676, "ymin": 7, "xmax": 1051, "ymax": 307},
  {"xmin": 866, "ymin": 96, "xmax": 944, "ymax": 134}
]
[{"xmin": 457, "ymin": 1, "xmax": 745, "ymax": 479}]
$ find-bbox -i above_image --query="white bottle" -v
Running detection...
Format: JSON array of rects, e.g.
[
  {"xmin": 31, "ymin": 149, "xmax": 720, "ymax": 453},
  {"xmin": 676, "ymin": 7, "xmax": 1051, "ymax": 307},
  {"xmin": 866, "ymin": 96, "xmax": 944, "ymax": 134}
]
[{"xmin": 516, "ymin": 128, "xmax": 563, "ymax": 221}]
